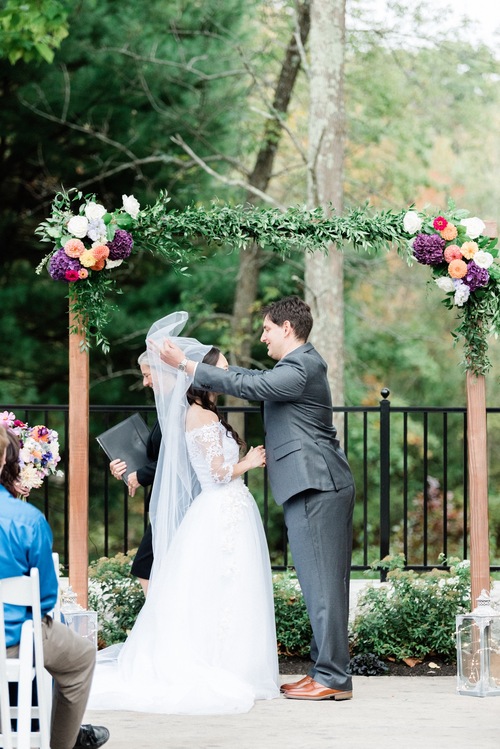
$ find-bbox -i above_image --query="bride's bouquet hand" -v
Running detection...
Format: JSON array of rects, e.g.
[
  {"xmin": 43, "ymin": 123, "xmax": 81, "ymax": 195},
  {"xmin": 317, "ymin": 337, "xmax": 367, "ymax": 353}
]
[{"xmin": 245, "ymin": 445, "xmax": 266, "ymax": 469}]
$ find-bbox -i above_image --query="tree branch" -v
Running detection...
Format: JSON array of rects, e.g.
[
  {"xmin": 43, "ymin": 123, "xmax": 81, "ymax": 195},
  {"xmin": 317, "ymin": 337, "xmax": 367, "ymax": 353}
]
[{"xmin": 170, "ymin": 134, "xmax": 286, "ymax": 209}]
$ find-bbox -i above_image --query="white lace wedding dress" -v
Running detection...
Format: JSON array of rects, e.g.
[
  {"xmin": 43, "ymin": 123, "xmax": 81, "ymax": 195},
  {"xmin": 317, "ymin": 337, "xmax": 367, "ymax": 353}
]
[{"xmin": 88, "ymin": 420, "xmax": 279, "ymax": 714}]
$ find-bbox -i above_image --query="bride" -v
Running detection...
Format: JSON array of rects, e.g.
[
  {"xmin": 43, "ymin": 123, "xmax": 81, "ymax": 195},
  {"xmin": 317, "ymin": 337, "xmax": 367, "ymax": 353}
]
[{"xmin": 89, "ymin": 312, "xmax": 280, "ymax": 714}]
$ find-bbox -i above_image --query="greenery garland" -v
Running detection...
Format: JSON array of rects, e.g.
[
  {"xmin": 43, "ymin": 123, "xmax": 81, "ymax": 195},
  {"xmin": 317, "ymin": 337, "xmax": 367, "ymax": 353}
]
[
  {"xmin": 150, "ymin": 202, "xmax": 410, "ymax": 256},
  {"xmin": 35, "ymin": 189, "xmax": 500, "ymax": 375}
]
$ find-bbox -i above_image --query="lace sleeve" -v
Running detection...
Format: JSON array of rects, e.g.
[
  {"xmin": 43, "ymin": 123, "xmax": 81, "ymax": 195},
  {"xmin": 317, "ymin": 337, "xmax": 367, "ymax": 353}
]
[{"xmin": 189, "ymin": 421, "xmax": 234, "ymax": 484}]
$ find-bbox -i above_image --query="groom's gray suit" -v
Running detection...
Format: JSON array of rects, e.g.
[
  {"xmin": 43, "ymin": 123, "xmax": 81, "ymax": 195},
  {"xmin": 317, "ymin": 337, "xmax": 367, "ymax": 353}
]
[{"xmin": 194, "ymin": 342, "xmax": 355, "ymax": 691}]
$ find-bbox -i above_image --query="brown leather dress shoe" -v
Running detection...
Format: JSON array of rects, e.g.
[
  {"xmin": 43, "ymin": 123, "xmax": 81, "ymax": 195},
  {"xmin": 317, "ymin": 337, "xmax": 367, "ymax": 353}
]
[
  {"xmin": 280, "ymin": 675, "xmax": 313, "ymax": 693},
  {"xmin": 283, "ymin": 678, "xmax": 353, "ymax": 701}
]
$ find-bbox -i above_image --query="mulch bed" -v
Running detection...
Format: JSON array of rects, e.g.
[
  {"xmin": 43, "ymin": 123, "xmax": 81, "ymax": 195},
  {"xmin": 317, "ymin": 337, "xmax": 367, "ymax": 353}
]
[{"xmin": 279, "ymin": 655, "xmax": 456, "ymax": 677}]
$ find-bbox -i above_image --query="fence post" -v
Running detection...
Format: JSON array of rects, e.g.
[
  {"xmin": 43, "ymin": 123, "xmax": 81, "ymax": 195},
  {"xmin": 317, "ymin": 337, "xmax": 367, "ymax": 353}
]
[{"xmin": 379, "ymin": 388, "xmax": 391, "ymax": 581}]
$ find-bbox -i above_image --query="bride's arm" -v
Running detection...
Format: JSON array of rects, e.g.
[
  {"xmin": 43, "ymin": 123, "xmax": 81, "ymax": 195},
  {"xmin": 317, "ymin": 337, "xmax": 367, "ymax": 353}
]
[{"xmin": 187, "ymin": 408, "xmax": 266, "ymax": 483}]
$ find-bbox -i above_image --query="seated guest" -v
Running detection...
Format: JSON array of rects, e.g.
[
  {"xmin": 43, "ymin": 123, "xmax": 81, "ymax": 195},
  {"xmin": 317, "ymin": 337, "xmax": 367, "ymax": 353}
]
[{"xmin": 0, "ymin": 426, "xmax": 110, "ymax": 749}]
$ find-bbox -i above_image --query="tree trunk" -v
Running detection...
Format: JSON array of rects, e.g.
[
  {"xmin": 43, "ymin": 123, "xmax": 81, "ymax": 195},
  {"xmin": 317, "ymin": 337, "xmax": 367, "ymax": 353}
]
[
  {"xmin": 227, "ymin": 1, "xmax": 311, "ymax": 429},
  {"xmin": 305, "ymin": 0, "xmax": 346, "ymax": 409}
]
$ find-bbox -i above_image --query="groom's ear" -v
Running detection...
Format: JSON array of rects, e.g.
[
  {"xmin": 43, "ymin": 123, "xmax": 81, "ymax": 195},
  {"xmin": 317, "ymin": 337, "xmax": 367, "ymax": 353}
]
[{"xmin": 282, "ymin": 320, "xmax": 294, "ymax": 337}]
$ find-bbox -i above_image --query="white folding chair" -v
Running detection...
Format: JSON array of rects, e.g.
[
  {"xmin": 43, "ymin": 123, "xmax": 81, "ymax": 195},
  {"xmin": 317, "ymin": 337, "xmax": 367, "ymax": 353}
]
[
  {"xmin": 51, "ymin": 553, "xmax": 61, "ymax": 623},
  {"xmin": 0, "ymin": 568, "xmax": 51, "ymax": 749}
]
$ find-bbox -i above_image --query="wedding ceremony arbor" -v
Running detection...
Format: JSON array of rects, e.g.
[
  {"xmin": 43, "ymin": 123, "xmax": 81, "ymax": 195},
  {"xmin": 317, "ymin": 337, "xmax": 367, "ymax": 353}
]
[{"xmin": 38, "ymin": 193, "xmax": 497, "ymax": 608}]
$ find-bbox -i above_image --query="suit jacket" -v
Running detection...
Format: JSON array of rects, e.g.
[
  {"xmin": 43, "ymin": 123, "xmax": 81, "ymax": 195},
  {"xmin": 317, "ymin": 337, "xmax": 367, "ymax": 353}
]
[
  {"xmin": 194, "ymin": 343, "xmax": 354, "ymax": 505},
  {"xmin": 136, "ymin": 419, "xmax": 162, "ymax": 509}
]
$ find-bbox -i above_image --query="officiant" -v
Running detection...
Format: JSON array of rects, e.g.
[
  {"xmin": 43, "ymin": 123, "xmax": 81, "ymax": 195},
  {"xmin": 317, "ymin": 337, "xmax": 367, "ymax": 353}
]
[{"xmin": 109, "ymin": 351, "xmax": 161, "ymax": 595}]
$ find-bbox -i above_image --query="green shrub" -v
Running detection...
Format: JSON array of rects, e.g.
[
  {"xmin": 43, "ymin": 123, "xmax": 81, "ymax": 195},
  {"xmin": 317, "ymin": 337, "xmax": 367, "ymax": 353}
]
[
  {"xmin": 350, "ymin": 554, "xmax": 471, "ymax": 662},
  {"xmin": 273, "ymin": 571, "xmax": 312, "ymax": 656},
  {"xmin": 89, "ymin": 551, "xmax": 471, "ymax": 663},
  {"xmin": 88, "ymin": 550, "xmax": 145, "ymax": 647}
]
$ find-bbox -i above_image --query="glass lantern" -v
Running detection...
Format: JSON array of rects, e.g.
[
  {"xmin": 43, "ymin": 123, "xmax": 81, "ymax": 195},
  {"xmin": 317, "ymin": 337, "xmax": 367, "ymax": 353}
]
[
  {"xmin": 456, "ymin": 589, "xmax": 500, "ymax": 697},
  {"xmin": 60, "ymin": 586, "xmax": 99, "ymax": 650}
]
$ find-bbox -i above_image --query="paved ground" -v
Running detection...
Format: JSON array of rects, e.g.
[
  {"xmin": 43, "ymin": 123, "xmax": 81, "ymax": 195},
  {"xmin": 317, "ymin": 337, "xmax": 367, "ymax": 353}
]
[
  {"xmin": 85, "ymin": 675, "xmax": 499, "ymax": 749},
  {"xmin": 81, "ymin": 579, "xmax": 500, "ymax": 747}
]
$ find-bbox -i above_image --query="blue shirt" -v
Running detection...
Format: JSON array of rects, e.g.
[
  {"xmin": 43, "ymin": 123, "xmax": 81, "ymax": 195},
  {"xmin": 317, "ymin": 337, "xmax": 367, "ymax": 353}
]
[{"xmin": 0, "ymin": 484, "xmax": 58, "ymax": 647}]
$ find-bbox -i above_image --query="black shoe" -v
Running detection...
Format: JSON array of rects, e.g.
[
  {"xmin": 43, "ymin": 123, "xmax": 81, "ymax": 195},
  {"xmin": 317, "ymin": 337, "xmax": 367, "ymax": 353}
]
[{"xmin": 73, "ymin": 724, "xmax": 110, "ymax": 748}]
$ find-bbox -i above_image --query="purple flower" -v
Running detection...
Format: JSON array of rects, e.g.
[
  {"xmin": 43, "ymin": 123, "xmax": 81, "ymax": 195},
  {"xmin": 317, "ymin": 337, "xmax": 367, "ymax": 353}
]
[
  {"xmin": 463, "ymin": 261, "xmax": 490, "ymax": 292},
  {"xmin": 412, "ymin": 233, "xmax": 446, "ymax": 265},
  {"xmin": 48, "ymin": 248, "xmax": 82, "ymax": 281},
  {"xmin": 107, "ymin": 229, "xmax": 133, "ymax": 260}
]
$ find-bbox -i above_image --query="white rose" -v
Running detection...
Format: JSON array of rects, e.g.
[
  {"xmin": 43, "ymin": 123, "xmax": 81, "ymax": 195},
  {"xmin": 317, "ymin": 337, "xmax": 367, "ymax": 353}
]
[
  {"xmin": 403, "ymin": 211, "xmax": 422, "ymax": 234},
  {"xmin": 472, "ymin": 250, "xmax": 494, "ymax": 269},
  {"xmin": 67, "ymin": 215, "xmax": 89, "ymax": 239},
  {"xmin": 460, "ymin": 217, "xmax": 485, "ymax": 239},
  {"xmin": 105, "ymin": 258, "xmax": 124, "ymax": 269},
  {"xmin": 122, "ymin": 194, "xmax": 140, "ymax": 219},
  {"xmin": 84, "ymin": 202, "xmax": 107, "ymax": 221},
  {"xmin": 435, "ymin": 277, "xmax": 455, "ymax": 293}
]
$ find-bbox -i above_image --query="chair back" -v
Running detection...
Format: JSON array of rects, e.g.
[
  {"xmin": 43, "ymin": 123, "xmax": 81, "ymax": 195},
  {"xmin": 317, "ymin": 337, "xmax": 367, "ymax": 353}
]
[
  {"xmin": 0, "ymin": 568, "xmax": 50, "ymax": 749},
  {"xmin": 51, "ymin": 552, "xmax": 61, "ymax": 622}
]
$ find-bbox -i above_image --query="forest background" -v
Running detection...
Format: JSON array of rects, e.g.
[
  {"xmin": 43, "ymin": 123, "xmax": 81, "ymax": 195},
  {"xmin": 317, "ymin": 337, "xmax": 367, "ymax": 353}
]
[{"xmin": 2, "ymin": 0, "xmax": 500, "ymax": 565}]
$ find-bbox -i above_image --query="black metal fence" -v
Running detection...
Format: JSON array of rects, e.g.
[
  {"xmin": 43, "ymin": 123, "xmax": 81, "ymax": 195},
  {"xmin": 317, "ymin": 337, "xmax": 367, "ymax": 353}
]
[{"xmin": 4, "ymin": 391, "xmax": 500, "ymax": 574}]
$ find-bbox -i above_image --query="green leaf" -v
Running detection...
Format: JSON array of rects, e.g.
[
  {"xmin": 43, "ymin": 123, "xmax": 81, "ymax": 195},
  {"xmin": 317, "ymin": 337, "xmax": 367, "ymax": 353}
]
[{"xmin": 34, "ymin": 41, "xmax": 54, "ymax": 63}]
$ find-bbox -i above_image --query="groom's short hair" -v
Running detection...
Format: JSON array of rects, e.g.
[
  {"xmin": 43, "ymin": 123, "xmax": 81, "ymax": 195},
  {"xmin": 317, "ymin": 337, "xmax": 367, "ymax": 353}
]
[{"xmin": 261, "ymin": 296, "xmax": 313, "ymax": 342}]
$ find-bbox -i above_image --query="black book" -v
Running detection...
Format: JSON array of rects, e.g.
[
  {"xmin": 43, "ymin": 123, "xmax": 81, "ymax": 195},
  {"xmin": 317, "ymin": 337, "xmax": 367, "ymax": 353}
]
[{"xmin": 96, "ymin": 413, "xmax": 150, "ymax": 483}]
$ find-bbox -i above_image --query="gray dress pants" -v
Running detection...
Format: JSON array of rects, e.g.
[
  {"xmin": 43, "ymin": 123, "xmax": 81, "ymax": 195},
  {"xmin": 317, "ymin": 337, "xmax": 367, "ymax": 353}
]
[{"xmin": 283, "ymin": 484, "xmax": 355, "ymax": 691}]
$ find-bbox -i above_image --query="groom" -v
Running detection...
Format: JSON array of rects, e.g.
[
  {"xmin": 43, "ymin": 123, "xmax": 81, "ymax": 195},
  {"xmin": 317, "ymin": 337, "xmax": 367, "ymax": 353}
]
[{"xmin": 160, "ymin": 296, "xmax": 355, "ymax": 701}]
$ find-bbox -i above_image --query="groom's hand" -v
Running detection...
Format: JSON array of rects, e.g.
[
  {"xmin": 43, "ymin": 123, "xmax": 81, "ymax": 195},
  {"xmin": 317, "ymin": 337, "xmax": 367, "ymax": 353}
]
[
  {"xmin": 158, "ymin": 339, "xmax": 184, "ymax": 367},
  {"xmin": 158, "ymin": 339, "xmax": 196, "ymax": 375}
]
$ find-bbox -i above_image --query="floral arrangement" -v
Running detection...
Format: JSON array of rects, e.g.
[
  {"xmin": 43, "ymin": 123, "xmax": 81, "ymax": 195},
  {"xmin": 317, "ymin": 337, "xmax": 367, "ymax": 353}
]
[
  {"xmin": 0, "ymin": 411, "xmax": 62, "ymax": 495},
  {"xmin": 38, "ymin": 193, "xmax": 140, "ymax": 284},
  {"xmin": 35, "ymin": 187, "xmax": 188, "ymax": 353},
  {"xmin": 403, "ymin": 203, "xmax": 500, "ymax": 376}
]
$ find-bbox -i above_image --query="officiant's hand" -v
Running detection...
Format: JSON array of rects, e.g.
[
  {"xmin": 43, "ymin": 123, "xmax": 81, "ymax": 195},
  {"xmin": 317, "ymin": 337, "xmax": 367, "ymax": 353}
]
[
  {"xmin": 127, "ymin": 471, "xmax": 140, "ymax": 497},
  {"xmin": 110, "ymin": 458, "xmax": 127, "ymax": 481}
]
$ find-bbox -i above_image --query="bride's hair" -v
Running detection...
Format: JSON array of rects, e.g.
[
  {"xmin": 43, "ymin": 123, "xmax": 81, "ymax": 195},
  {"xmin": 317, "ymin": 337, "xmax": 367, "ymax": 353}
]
[{"xmin": 186, "ymin": 347, "xmax": 245, "ymax": 448}]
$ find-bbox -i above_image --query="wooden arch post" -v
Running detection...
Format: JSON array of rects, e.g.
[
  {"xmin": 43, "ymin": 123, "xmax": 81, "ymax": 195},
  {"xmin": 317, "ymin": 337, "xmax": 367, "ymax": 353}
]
[
  {"xmin": 467, "ymin": 219, "xmax": 497, "ymax": 607},
  {"xmin": 68, "ymin": 302, "xmax": 89, "ymax": 608},
  {"xmin": 467, "ymin": 372, "xmax": 491, "ymax": 606}
]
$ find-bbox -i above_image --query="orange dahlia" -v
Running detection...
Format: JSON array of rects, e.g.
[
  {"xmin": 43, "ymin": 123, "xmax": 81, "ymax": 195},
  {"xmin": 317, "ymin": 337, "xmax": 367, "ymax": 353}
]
[
  {"xmin": 92, "ymin": 243, "xmax": 110, "ymax": 261},
  {"xmin": 448, "ymin": 259, "xmax": 468, "ymax": 279},
  {"xmin": 440, "ymin": 223, "xmax": 458, "ymax": 241}
]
